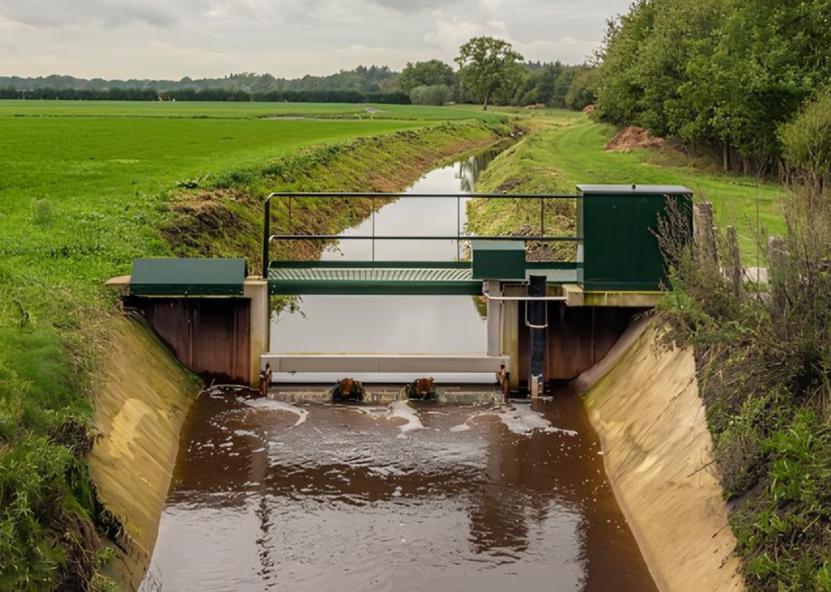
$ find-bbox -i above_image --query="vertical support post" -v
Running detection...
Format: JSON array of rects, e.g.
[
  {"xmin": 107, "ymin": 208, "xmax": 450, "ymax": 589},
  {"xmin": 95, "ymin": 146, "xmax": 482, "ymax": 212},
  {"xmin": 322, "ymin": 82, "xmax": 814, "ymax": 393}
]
[
  {"xmin": 457, "ymin": 195, "xmax": 461, "ymax": 261},
  {"xmin": 287, "ymin": 195, "xmax": 292, "ymax": 261},
  {"xmin": 725, "ymin": 225, "xmax": 743, "ymax": 298},
  {"xmin": 372, "ymin": 195, "xmax": 376, "ymax": 262},
  {"xmin": 540, "ymin": 197, "xmax": 544, "ymax": 236},
  {"xmin": 262, "ymin": 195, "xmax": 271, "ymax": 279},
  {"xmin": 244, "ymin": 277, "xmax": 270, "ymax": 388},
  {"xmin": 768, "ymin": 236, "xmax": 787, "ymax": 319},
  {"xmin": 484, "ymin": 281, "xmax": 502, "ymax": 357},
  {"xmin": 693, "ymin": 202, "xmax": 718, "ymax": 270},
  {"xmin": 501, "ymin": 285, "xmax": 521, "ymax": 391},
  {"xmin": 527, "ymin": 275, "xmax": 547, "ymax": 398}
]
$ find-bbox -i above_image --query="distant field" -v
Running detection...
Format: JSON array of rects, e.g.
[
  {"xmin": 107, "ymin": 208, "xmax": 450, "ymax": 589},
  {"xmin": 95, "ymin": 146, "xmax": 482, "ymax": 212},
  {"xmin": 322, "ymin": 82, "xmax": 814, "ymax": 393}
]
[{"xmin": 0, "ymin": 99, "xmax": 510, "ymax": 122}]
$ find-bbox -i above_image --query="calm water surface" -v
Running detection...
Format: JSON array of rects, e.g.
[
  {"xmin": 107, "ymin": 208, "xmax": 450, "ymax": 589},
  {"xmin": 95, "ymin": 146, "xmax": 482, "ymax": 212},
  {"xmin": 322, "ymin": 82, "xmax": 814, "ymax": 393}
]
[{"xmin": 269, "ymin": 153, "xmax": 492, "ymax": 359}]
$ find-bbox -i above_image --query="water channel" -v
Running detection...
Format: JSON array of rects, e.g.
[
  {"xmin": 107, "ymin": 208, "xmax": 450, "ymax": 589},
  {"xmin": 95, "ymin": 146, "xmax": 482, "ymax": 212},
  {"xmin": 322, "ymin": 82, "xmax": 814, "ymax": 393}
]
[{"xmin": 142, "ymin": 153, "xmax": 658, "ymax": 591}]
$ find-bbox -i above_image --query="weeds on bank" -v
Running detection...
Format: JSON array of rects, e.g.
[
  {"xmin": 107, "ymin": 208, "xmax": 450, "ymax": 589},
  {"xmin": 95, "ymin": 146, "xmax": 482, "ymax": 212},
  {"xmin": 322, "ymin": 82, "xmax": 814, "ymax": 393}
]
[{"xmin": 658, "ymin": 186, "xmax": 831, "ymax": 591}]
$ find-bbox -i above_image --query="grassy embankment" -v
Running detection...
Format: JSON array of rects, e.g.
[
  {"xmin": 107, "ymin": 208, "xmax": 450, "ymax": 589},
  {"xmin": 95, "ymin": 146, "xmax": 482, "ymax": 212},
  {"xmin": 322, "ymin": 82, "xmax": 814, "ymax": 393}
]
[
  {"xmin": 469, "ymin": 109, "xmax": 785, "ymax": 261},
  {"xmin": 0, "ymin": 100, "xmax": 511, "ymax": 590}
]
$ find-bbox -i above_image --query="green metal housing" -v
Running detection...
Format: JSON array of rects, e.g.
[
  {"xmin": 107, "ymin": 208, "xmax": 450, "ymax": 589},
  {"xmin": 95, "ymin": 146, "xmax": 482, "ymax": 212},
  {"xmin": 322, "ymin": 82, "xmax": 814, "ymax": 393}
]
[
  {"xmin": 130, "ymin": 258, "xmax": 247, "ymax": 296},
  {"xmin": 471, "ymin": 240, "xmax": 526, "ymax": 280},
  {"xmin": 576, "ymin": 185, "xmax": 692, "ymax": 291}
]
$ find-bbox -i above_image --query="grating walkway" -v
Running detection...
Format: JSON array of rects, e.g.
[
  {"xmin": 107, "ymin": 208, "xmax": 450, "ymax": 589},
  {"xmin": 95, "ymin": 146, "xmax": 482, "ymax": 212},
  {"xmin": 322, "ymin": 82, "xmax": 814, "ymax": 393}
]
[{"xmin": 268, "ymin": 265, "xmax": 481, "ymax": 295}]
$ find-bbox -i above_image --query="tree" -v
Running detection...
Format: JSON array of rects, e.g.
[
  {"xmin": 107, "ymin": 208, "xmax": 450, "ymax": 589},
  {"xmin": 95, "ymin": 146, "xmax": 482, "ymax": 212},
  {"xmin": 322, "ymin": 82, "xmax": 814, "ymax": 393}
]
[
  {"xmin": 565, "ymin": 67, "xmax": 597, "ymax": 110},
  {"xmin": 455, "ymin": 36, "xmax": 523, "ymax": 110},
  {"xmin": 398, "ymin": 60, "xmax": 456, "ymax": 93}
]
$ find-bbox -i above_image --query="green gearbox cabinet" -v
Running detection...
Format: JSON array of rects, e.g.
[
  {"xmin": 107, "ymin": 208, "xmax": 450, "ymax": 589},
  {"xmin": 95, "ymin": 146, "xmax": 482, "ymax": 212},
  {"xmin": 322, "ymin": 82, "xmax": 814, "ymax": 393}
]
[
  {"xmin": 471, "ymin": 240, "xmax": 526, "ymax": 280},
  {"xmin": 576, "ymin": 185, "xmax": 692, "ymax": 291}
]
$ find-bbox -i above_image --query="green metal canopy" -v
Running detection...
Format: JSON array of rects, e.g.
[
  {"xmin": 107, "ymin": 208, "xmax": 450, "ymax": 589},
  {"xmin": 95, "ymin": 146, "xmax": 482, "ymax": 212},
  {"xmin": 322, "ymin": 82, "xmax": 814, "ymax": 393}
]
[{"xmin": 130, "ymin": 258, "xmax": 247, "ymax": 296}]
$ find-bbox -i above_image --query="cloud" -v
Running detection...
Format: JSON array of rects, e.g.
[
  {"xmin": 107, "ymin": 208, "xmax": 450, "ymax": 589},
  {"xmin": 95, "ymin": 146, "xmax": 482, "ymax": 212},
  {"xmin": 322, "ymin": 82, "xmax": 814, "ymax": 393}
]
[
  {"xmin": 0, "ymin": 0, "xmax": 187, "ymax": 28},
  {"xmin": 367, "ymin": 0, "xmax": 463, "ymax": 14},
  {"xmin": 0, "ymin": 0, "xmax": 632, "ymax": 77},
  {"xmin": 423, "ymin": 10, "xmax": 510, "ymax": 56}
]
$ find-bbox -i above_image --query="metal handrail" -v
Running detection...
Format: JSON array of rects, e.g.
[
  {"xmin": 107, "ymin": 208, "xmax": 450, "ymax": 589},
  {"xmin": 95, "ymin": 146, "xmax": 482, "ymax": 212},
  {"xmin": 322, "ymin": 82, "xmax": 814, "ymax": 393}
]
[
  {"xmin": 268, "ymin": 235, "xmax": 580, "ymax": 241},
  {"xmin": 262, "ymin": 192, "xmax": 580, "ymax": 277},
  {"xmin": 265, "ymin": 192, "xmax": 578, "ymax": 199}
]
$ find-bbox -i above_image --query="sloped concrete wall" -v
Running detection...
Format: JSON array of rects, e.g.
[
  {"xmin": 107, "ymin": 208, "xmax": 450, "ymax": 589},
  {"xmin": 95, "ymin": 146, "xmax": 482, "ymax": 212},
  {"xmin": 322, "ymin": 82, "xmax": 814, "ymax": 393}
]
[
  {"xmin": 575, "ymin": 318, "xmax": 745, "ymax": 592},
  {"xmin": 88, "ymin": 316, "xmax": 200, "ymax": 589}
]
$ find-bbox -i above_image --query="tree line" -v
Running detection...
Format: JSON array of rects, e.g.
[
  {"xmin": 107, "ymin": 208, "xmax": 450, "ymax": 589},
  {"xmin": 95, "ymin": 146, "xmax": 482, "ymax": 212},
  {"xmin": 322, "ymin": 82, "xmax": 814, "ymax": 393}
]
[
  {"xmin": 1, "ymin": 39, "xmax": 595, "ymax": 111},
  {"xmin": 0, "ymin": 87, "xmax": 410, "ymax": 104},
  {"xmin": 591, "ymin": 0, "xmax": 831, "ymax": 175}
]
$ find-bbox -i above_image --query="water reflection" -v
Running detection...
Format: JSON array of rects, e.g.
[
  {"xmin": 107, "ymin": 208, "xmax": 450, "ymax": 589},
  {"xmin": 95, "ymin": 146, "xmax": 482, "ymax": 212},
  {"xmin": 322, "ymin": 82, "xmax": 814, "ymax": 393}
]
[{"xmin": 269, "ymin": 151, "xmax": 499, "ymax": 362}]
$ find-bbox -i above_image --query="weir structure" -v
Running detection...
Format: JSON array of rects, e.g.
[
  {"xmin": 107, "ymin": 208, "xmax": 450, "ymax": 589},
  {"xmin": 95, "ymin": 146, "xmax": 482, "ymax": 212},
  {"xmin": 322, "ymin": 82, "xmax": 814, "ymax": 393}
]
[{"xmin": 116, "ymin": 185, "xmax": 692, "ymax": 392}]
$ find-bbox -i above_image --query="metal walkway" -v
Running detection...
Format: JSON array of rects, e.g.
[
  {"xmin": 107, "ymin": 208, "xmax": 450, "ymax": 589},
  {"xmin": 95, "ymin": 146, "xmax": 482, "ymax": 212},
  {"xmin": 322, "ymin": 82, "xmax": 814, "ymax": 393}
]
[
  {"xmin": 268, "ymin": 262, "xmax": 477, "ymax": 295},
  {"xmin": 267, "ymin": 262, "xmax": 580, "ymax": 295}
]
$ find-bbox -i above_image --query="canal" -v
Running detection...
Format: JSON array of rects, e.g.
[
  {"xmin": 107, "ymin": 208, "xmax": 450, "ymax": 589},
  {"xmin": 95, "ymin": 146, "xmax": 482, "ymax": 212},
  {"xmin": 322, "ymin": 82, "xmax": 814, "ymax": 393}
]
[{"xmin": 141, "ymin": 152, "xmax": 658, "ymax": 591}]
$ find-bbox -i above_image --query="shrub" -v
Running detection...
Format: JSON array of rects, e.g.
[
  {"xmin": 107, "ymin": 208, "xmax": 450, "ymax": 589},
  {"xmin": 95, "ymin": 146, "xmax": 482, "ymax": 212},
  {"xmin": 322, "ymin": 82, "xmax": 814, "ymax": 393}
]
[
  {"xmin": 409, "ymin": 85, "xmax": 452, "ymax": 106},
  {"xmin": 780, "ymin": 90, "xmax": 831, "ymax": 195}
]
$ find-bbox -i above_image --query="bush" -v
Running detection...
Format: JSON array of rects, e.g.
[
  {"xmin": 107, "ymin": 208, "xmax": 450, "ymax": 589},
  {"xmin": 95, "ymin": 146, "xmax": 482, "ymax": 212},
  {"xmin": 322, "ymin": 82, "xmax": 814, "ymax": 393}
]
[
  {"xmin": 409, "ymin": 84, "xmax": 452, "ymax": 106},
  {"xmin": 780, "ymin": 90, "xmax": 831, "ymax": 194}
]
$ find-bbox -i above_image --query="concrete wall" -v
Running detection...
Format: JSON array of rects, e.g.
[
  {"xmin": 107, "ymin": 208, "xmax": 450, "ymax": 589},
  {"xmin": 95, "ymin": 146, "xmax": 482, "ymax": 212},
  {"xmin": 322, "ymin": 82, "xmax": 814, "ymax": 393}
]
[
  {"xmin": 88, "ymin": 316, "xmax": 200, "ymax": 590},
  {"xmin": 575, "ymin": 318, "xmax": 745, "ymax": 592}
]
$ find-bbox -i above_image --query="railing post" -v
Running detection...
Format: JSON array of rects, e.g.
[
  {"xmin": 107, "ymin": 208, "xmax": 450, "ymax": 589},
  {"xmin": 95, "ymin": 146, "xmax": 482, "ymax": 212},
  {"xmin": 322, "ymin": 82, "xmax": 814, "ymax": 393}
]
[
  {"xmin": 372, "ymin": 195, "xmax": 376, "ymax": 262},
  {"xmin": 457, "ymin": 195, "xmax": 461, "ymax": 261},
  {"xmin": 262, "ymin": 195, "xmax": 271, "ymax": 279}
]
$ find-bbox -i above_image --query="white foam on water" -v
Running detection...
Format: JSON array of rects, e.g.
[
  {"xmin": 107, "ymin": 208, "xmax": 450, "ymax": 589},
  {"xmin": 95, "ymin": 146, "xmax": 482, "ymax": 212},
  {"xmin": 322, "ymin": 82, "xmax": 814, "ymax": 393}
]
[
  {"xmin": 386, "ymin": 401, "xmax": 426, "ymax": 438},
  {"xmin": 458, "ymin": 405, "xmax": 578, "ymax": 437},
  {"xmin": 495, "ymin": 404, "xmax": 578, "ymax": 436},
  {"xmin": 242, "ymin": 398, "xmax": 309, "ymax": 428}
]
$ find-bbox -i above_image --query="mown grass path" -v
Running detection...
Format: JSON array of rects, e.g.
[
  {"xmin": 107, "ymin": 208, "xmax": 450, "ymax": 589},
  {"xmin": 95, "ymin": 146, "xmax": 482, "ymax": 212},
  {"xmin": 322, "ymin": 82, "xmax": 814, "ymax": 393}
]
[{"xmin": 475, "ymin": 110, "xmax": 785, "ymax": 260}]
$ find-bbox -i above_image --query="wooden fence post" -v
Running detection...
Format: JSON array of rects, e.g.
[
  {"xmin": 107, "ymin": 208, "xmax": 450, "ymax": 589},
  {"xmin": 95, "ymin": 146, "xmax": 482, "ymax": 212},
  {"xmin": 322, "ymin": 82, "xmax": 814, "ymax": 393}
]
[
  {"xmin": 693, "ymin": 202, "xmax": 718, "ymax": 270},
  {"xmin": 725, "ymin": 225, "xmax": 743, "ymax": 298},
  {"xmin": 768, "ymin": 236, "xmax": 787, "ymax": 318}
]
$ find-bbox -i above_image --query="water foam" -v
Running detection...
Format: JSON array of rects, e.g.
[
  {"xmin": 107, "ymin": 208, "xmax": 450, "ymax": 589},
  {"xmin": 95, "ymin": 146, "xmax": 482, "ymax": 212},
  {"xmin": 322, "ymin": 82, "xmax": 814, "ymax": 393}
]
[
  {"xmin": 242, "ymin": 398, "xmax": 309, "ymax": 428},
  {"xmin": 386, "ymin": 401, "xmax": 426, "ymax": 438}
]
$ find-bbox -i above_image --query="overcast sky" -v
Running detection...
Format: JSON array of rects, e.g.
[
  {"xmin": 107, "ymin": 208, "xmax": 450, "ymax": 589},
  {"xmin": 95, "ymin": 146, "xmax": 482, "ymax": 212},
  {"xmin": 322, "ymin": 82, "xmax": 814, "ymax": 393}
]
[{"xmin": 0, "ymin": 0, "xmax": 633, "ymax": 79}]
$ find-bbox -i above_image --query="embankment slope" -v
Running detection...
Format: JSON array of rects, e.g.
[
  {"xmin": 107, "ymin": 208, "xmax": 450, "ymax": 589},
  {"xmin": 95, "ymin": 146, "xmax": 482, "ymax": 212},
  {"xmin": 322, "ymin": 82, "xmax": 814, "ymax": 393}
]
[
  {"xmin": 88, "ymin": 316, "xmax": 200, "ymax": 589},
  {"xmin": 576, "ymin": 318, "xmax": 744, "ymax": 592}
]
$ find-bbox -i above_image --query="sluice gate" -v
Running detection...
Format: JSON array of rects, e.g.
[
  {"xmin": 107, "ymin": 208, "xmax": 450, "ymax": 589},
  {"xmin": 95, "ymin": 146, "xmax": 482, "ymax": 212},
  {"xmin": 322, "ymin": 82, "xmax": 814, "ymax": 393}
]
[{"xmin": 111, "ymin": 185, "xmax": 692, "ymax": 393}]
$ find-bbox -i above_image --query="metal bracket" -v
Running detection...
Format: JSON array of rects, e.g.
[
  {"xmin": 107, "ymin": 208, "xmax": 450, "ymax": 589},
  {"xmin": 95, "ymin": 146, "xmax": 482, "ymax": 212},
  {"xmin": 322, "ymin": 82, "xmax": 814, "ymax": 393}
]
[{"xmin": 524, "ymin": 298, "xmax": 549, "ymax": 329}]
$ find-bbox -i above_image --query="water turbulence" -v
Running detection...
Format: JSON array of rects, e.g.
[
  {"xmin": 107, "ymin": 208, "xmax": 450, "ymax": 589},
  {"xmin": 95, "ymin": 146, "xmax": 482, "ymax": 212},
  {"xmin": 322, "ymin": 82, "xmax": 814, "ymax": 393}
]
[{"xmin": 142, "ymin": 153, "xmax": 658, "ymax": 591}]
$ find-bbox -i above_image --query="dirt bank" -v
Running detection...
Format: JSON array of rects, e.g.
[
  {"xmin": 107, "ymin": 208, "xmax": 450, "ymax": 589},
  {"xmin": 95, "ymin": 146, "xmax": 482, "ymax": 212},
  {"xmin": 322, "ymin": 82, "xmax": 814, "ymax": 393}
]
[
  {"xmin": 575, "ymin": 317, "xmax": 745, "ymax": 592},
  {"xmin": 88, "ymin": 315, "xmax": 200, "ymax": 589}
]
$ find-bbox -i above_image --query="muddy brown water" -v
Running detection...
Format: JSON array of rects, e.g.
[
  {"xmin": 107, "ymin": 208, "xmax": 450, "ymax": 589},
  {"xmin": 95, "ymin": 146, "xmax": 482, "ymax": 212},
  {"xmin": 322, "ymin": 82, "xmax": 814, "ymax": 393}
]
[
  {"xmin": 142, "ymin": 392, "xmax": 656, "ymax": 591},
  {"xmin": 142, "ymin": 152, "xmax": 657, "ymax": 590}
]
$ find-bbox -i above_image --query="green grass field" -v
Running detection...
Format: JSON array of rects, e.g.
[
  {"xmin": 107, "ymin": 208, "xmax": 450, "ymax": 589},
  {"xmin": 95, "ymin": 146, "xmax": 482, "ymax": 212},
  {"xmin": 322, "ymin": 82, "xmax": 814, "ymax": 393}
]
[
  {"xmin": 475, "ymin": 109, "xmax": 786, "ymax": 260},
  {"xmin": 0, "ymin": 99, "xmax": 509, "ymax": 122}
]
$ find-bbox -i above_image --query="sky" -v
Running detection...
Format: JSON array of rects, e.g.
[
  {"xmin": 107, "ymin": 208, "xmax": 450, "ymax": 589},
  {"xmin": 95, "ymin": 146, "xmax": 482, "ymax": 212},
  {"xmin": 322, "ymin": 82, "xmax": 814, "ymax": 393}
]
[{"xmin": 0, "ymin": 0, "xmax": 633, "ymax": 80}]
